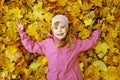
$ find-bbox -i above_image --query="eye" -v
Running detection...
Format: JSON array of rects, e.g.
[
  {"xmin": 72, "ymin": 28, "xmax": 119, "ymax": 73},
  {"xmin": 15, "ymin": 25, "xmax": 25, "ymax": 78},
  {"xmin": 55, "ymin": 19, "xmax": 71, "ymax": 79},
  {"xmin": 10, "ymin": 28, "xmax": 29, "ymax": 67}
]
[
  {"xmin": 54, "ymin": 26, "xmax": 58, "ymax": 29},
  {"xmin": 60, "ymin": 25, "xmax": 65, "ymax": 28}
]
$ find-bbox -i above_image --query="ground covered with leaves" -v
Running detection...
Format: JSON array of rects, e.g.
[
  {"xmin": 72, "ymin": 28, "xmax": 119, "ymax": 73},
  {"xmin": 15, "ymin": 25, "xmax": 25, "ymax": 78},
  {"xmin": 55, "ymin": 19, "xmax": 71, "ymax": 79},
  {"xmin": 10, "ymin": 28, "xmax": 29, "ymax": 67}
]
[{"xmin": 0, "ymin": 0, "xmax": 120, "ymax": 80}]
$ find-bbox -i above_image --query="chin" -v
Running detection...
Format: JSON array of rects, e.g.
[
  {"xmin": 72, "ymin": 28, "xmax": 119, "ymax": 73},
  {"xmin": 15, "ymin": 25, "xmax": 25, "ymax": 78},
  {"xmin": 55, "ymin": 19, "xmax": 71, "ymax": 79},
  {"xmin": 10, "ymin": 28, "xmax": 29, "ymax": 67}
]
[{"xmin": 57, "ymin": 37, "xmax": 64, "ymax": 40}]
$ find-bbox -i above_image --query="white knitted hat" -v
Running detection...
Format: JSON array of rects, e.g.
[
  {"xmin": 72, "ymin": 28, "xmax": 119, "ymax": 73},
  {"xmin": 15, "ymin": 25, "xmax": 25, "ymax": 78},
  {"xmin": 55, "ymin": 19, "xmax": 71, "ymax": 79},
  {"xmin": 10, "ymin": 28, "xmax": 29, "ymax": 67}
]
[{"xmin": 52, "ymin": 14, "xmax": 69, "ymax": 28}]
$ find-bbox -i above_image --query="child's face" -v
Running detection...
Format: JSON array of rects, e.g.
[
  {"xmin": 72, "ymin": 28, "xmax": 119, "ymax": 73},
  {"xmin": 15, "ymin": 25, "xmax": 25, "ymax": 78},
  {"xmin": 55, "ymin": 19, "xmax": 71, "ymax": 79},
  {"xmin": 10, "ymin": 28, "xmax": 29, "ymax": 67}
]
[{"xmin": 52, "ymin": 21, "xmax": 68, "ymax": 40}]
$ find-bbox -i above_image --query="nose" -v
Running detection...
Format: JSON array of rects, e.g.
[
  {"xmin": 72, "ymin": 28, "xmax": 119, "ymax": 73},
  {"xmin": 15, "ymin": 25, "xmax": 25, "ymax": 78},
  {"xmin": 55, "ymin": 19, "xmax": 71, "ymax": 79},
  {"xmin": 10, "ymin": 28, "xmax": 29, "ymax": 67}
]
[{"xmin": 58, "ymin": 27, "xmax": 62, "ymax": 32}]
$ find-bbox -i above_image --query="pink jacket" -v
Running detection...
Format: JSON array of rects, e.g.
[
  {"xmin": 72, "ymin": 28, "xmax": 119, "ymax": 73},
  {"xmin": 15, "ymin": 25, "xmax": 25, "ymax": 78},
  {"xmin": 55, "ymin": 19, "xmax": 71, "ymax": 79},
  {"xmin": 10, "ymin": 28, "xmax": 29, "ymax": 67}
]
[{"xmin": 18, "ymin": 28, "xmax": 101, "ymax": 80}]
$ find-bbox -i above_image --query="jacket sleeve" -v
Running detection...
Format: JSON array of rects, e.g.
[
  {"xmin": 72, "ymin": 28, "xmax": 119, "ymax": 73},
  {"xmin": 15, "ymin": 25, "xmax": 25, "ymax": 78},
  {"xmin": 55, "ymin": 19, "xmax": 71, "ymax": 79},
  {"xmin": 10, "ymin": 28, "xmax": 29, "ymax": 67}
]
[
  {"xmin": 18, "ymin": 29, "xmax": 46, "ymax": 55},
  {"xmin": 77, "ymin": 28, "xmax": 101, "ymax": 52}
]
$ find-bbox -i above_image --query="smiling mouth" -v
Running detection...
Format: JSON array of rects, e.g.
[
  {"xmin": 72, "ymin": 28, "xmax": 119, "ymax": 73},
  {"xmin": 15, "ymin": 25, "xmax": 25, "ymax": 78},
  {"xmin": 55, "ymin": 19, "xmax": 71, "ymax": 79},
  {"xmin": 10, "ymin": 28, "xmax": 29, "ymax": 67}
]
[{"xmin": 56, "ymin": 33, "xmax": 64, "ymax": 36}]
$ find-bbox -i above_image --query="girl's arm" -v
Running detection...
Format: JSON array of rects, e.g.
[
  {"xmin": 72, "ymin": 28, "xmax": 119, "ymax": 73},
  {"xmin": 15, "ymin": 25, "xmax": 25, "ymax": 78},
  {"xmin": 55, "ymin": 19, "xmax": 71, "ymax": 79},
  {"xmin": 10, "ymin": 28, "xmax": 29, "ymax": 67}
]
[
  {"xmin": 78, "ymin": 28, "xmax": 101, "ymax": 52},
  {"xmin": 77, "ymin": 20, "xmax": 102, "ymax": 52},
  {"xmin": 17, "ymin": 23, "xmax": 46, "ymax": 55}
]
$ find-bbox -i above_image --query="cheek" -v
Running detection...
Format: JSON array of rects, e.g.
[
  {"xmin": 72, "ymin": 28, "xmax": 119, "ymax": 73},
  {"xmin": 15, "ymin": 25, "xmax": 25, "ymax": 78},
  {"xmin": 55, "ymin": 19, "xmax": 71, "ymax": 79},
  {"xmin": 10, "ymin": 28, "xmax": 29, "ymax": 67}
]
[
  {"xmin": 63, "ymin": 29, "xmax": 68, "ymax": 34},
  {"xmin": 52, "ymin": 29, "xmax": 57, "ymax": 35},
  {"xmin": 51, "ymin": 29, "xmax": 53, "ymax": 32}
]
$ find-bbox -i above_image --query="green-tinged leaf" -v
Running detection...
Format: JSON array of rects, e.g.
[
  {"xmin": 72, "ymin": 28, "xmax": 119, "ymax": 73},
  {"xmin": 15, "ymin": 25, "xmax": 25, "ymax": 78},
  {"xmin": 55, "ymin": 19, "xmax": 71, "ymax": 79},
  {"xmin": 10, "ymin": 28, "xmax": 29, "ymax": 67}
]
[{"xmin": 93, "ymin": 60, "xmax": 107, "ymax": 71}]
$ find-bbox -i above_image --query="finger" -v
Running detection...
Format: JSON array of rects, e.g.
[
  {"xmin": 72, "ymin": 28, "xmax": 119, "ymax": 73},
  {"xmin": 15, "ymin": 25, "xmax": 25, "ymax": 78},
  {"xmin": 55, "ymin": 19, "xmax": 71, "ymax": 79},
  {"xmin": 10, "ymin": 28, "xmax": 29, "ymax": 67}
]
[{"xmin": 98, "ymin": 19, "xmax": 102, "ymax": 23}]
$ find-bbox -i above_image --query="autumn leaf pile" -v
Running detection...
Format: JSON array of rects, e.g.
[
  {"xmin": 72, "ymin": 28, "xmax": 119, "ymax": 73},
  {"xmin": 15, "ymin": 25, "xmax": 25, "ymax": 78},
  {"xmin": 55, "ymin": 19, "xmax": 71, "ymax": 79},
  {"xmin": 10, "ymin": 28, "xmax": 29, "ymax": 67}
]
[{"xmin": 0, "ymin": 0, "xmax": 120, "ymax": 80}]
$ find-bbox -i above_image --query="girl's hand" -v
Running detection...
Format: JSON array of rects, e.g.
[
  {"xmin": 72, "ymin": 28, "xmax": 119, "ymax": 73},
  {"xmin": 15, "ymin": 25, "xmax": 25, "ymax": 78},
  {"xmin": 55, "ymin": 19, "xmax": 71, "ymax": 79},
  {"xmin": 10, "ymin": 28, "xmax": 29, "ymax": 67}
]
[
  {"xmin": 98, "ymin": 20, "xmax": 103, "ymax": 26},
  {"xmin": 97, "ymin": 19, "xmax": 103, "ymax": 29},
  {"xmin": 16, "ymin": 22, "xmax": 24, "ymax": 30}
]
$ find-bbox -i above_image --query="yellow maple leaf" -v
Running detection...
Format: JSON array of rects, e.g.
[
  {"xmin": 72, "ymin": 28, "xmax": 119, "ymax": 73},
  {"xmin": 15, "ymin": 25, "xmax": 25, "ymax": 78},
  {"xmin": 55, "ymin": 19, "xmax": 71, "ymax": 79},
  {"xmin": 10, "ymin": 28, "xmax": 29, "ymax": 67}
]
[
  {"xmin": 78, "ymin": 0, "xmax": 82, "ymax": 5},
  {"xmin": 32, "ymin": 3, "xmax": 53, "ymax": 22},
  {"xmin": 113, "ymin": 56, "xmax": 120, "ymax": 64},
  {"xmin": 37, "ymin": 56, "xmax": 47, "ymax": 66},
  {"xmin": 0, "ymin": 24, "xmax": 7, "ymax": 34},
  {"xmin": 48, "ymin": 0, "xmax": 57, "ymax": 2},
  {"xmin": 58, "ymin": 0, "xmax": 67, "ymax": 6},
  {"xmin": 72, "ymin": 18, "xmax": 85, "ymax": 34},
  {"xmin": 36, "ymin": 20, "xmax": 50, "ymax": 40},
  {"xmin": 110, "ymin": 48, "xmax": 119, "ymax": 55},
  {"xmin": 33, "ymin": 2, "xmax": 43, "ymax": 11},
  {"xmin": 115, "ymin": 22, "xmax": 120, "ymax": 31},
  {"xmin": 6, "ymin": 21, "xmax": 19, "ymax": 41},
  {"xmin": 6, "ymin": 21, "xmax": 16, "ymax": 30},
  {"xmin": 78, "ymin": 29, "xmax": 91, "ymax": 39},
  {"xmin": 26, "ymin": 11, "xmax": 37, "ymax": 22},
  {"xmin": 111, "ymin": 6, "xmax": 116, "ymax": 14},
  {"xmin": 95, "ymin": 42, "xmax": 109, "ymax": 54},
  {"xmin": 108, "ymin": 27, "xmax": 118, "ymax": 38},
  {"xmin": 24, "ymin": 0, "xmax": 35, "ymax": 6},
  {"xmin": 43, "ymin": 12, "xmax": 53, "ymax": 22},
  {"xmin": 0, "ymin": 0, "xmax": 4, "ymax": 7},
  {"xmin": 0, "ymin": 43, "xmax": 6, "ymax": 53},
  {"xmin": 3, "ymin": 5, "xmax": 9, "ymax": 13},
  {"xmin": 104, "ymin": 0, "xmax": 113, "ymax": 6},
  {"xmin": 87, "ymin": 11, "xmax": 95, "ymax": 19},
  {"xmin": 8, "ymin": 7, "xmax": 21, "ymax": 19},
  {"xmin": 5, "ymin": 46, "xmax": 18, "ymax": 62},
  {"xmin": 90, "ymin": 0, "xmax": 102, "ymax": 7},
  {"xmin": 26, "ymin": 22, "xmax": 39, "ymax": 40},
  {"xmin": 5, "ymin": 46, "xmax": 18, "ymax": 55},
  {"xmin": 80, "ymin": 1, "xmax": 92, "ymax": 10},
  {"xmin": 106, "ymin": 66, "xmax": 119, "ymax": 80},
  {"xmin": 100, "ymin": 7, "xmax": 110, "ymax": 18},
  {"xmin": 113, "ymin": 0, "xmax": 120, "ymax": 6},
  {"xmin": 30, "ymin": 61, "xmax": 41, "ymax": 71},
  {"xmin": 2, "ymin": 58, "xmax": 15, "ymax": 72},
  {"xmin": 23, "ymin": 68, "xmax": 32, "ymax": 77},
  {"xmin": 83, "ymin": 18, "xmax": 94, "ymax": 26},
  {"xmin": 33, "ymin": 9, "xmax": 44, "ymax": 20},
  {"xmin": 83, "ymin": 11, "xmax": 95, "ymax": 26},
  {"xmin": 101, "ymin": 23, "xmax": 107, "ymax": 32},
  {"xmin": 93, "ymin": 60, "xmax": 107, "ymax": 71},
  {"xmin": 7, "ymin": 62, "xmax": 15, "ymax": 72},
  {"xmin": 67, "ymin": 2, "xmax": 81, "ymax": 17},
  {"xmin": 1, "ymin": 71, "xmax": 8, "ymax": 78},
  {"xmin": 79, "ymin": 62, "xmax": 84, "ymax": 71},
  {"xmin": 84, "ymin": 65, "xmax": 96, "ymax": 77},
  {"xmin": 95, "ymin": 42, "xmax": 109, "ymax": 58},
  {"xmin": 106, "ymin": 14, "xmax": 115, "ymax": 21},
  {"xmin": 41, "ymin": 57, "xmax": 47, "ymax": 66},
  {"xmin": 103, "ymin": 36, "xmax": 115, "ymax": 52}
]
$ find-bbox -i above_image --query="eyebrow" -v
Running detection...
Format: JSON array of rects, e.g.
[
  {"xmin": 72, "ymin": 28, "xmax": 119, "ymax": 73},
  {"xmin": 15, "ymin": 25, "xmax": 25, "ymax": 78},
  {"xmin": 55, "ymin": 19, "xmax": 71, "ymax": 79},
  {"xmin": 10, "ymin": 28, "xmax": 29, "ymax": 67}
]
[{"xmin": 54, "ymin": 21, "xmax": 60, "ymax": 26}]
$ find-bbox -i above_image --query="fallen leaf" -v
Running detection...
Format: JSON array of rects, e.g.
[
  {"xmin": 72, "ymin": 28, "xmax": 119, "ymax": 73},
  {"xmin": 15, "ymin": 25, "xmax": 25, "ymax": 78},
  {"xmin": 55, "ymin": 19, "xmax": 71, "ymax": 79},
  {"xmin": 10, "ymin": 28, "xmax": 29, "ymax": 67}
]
[{"xmin": 93, "ymin": 60, "xmax": 107, "ymax": 71}]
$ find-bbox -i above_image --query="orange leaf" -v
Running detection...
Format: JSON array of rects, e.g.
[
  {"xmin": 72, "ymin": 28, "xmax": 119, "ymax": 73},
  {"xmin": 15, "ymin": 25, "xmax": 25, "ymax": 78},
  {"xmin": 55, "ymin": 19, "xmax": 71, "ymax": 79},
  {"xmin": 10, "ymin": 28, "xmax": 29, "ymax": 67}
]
[{"xmin": 50, "ymin": 2, "xmax": 58, "ymax": 8}]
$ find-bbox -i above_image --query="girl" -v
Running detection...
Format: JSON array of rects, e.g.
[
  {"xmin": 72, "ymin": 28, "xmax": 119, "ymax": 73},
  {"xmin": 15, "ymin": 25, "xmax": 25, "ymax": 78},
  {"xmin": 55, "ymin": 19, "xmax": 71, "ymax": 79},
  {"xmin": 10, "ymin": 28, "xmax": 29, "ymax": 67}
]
[{"xmin": 17, "ymin": 14, "xmax": 102, "ymax": 80}]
